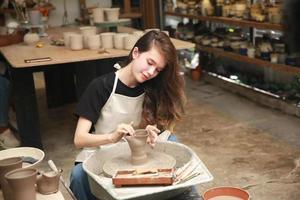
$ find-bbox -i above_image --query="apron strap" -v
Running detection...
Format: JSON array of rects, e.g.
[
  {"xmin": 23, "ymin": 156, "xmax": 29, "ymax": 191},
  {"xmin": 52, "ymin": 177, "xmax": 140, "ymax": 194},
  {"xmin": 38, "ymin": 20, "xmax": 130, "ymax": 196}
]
[{"xmin": 112, "ymin": 70, "xmax": 119, "ymax": 94}]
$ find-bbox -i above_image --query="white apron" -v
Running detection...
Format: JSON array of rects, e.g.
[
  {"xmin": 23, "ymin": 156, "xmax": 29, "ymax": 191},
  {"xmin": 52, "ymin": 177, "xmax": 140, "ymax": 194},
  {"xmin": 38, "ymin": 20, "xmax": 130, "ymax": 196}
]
[{"xmin": 75, "ymin": 70, "xmax": 145, "ymax": 162}]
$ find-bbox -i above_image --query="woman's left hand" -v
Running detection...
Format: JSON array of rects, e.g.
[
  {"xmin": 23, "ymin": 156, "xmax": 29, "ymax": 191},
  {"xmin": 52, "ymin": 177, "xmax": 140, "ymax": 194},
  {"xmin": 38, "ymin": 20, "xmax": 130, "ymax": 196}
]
[{"xmin": 146, "ymin": 125, "xmax": 160, "ymax": 148}]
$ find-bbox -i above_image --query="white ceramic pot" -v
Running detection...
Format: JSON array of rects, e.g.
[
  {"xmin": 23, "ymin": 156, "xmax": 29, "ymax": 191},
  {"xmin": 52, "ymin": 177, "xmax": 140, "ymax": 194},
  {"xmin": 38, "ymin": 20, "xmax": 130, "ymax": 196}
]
[
  {"xmin": 92, "ymin": 7, "xmax": 104, "ymax": 23},
  {"xmin": 270, "ymin": 53, "xmax": 279, "ymax": 63},
  {"xmin": 113, "ymin": 33, "xmax": 128, "ymax": 49},
  {"xmin": 100, "ymin": 32, "xmax": 115, "ymax": 49},
  {"xmin": 247, "ymin": 48, "xmax": 256, "ymax": 58},
  {"xmin": 87, "ymin": 34, "xmax": 101, "ymax": 50},
  {"xmin": 80, "ymin": 26, "xmax": 97, "ymax": 48},
  {"xmin": 201, "ymin": 0, "xmax": 213, "ymax": 16},
  {"xmin": 70, "ymin": 34, "xmax": 83, "ymax": 51},
  {"xmin": 124, "ymin": 34, "xmax": 139, "ymax": 50},
  {"xmin": 104, "ymin": 8, "xmax": 120, "ymax": 22},
  {"xmin": 63, "ymin": 32, "xmax": 77, "ymax": 48},
  {"xmin": 23, "ymin": 33, "xmax": 40, "ymax": 45}
]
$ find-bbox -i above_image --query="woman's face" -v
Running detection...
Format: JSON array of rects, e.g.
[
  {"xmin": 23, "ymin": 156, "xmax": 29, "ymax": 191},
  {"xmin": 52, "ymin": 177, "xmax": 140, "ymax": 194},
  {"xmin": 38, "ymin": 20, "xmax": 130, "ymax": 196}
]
[{"xmin": 131, "ymin": 45, "xmax": 166, "ymax": 83}]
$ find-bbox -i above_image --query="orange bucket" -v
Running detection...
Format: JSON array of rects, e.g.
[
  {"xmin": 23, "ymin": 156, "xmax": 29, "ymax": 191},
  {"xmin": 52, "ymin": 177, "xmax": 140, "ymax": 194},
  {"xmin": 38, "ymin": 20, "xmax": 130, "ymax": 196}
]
[{"xmin": 203, "ymin": 186, "xmax": 250, "ymax": 200}]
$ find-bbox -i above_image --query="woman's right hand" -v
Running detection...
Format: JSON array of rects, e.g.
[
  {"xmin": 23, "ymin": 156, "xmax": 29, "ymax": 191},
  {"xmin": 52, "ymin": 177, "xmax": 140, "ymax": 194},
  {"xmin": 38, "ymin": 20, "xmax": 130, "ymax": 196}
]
[{"xmin": 109, "ymin": 122, "xmax": 135, "ymax": 143}]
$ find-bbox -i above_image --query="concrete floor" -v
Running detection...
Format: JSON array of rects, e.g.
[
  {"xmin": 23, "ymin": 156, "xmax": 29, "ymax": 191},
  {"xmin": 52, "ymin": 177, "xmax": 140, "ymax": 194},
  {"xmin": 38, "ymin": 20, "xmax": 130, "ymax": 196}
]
[{"xmin": 30, "ymin": 73, "xmax": 300, "ymax": 199}]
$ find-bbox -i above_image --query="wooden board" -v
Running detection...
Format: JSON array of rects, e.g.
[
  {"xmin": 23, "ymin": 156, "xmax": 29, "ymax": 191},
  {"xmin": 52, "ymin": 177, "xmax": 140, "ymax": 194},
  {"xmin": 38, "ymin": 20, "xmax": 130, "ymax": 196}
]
[{"xmin": 112, "ymin": 168, "xmax": 174, "ymax": 187}]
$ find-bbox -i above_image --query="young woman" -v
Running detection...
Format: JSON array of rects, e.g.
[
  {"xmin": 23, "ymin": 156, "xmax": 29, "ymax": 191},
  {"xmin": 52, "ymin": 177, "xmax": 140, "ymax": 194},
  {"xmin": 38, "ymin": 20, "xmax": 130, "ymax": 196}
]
[{"xmin": 70, "ymin": 30, "xmax": 186, "ymax": 200}]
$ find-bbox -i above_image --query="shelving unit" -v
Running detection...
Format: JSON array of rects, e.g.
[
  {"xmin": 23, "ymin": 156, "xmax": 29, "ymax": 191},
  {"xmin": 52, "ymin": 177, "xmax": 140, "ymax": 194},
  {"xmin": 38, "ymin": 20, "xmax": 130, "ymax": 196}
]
[
  {"xmin": 162, "ymin": 4, "xmax": 300, "ymax": 115},
  {"xmin": 164, "ymin": 10, "xmax": 296, "ymax": 76}
]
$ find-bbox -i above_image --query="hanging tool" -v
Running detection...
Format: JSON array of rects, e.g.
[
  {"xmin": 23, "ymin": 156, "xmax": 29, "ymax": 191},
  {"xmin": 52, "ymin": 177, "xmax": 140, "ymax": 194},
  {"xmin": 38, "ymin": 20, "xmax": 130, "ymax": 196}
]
[{"xmin": 62, "ymin": 0, "xmax": 69, "ymax": 26}]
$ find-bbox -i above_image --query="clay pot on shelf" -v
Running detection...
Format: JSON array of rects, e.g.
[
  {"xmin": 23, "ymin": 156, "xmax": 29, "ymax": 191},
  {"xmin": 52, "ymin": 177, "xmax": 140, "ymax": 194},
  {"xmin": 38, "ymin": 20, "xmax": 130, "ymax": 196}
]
[
  {"xmin": 201, "ymin": 0, "xmax": 214, "ymax": 16},
  {"xmin": 247, "ymin": 47, "xmax": 255, "ymax": 58},
  {"xmin": 5, "ymin": 168, "xmax": 38, "ymax": 200},
  {"xmin": 270, "ymin": 53, "xmax": 279, "ymax": 64},
  {"xmin": 92, "ymin": 7, "xmax": 104, "ymax": 23},
  {"xmin": 0, "ymin": 157, "xmax": 23, "ymax": 200},
  {"xmin": 125, "ymin": 129, "xmax": 149, "ymax": 165},
  {"xmin": 104, "ymin": 8, "xmax": 120, "ymax": 22}
]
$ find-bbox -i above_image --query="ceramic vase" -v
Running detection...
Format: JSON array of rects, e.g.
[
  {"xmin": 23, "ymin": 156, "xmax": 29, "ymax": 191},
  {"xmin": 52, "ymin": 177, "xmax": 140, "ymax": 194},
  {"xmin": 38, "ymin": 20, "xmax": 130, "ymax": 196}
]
[
  {"xmin": 23, "ymin": 32, "xmax": 40, "ymax": 45},
  {"xmin": 125, "ymin": 129, "xmax": 149, "ymax": 165},
  {"xmin": 36, "ymin": 170, "xmax": 61, "ymax": 195},
  {"xmin": 0, "ymin": 157, "xmax": 23, "ymax": 200},
  {"xmin": 5, "ymin": 168, "xmax": 38, "ymax": 200}
]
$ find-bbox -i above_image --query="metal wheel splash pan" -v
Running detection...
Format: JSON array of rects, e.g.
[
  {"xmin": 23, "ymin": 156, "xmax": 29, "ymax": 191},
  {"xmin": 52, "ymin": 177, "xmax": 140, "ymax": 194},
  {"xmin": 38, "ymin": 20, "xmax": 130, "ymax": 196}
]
[{"xmin": 83, "ymin": 141, "xmax": 213, "ymax": 200}]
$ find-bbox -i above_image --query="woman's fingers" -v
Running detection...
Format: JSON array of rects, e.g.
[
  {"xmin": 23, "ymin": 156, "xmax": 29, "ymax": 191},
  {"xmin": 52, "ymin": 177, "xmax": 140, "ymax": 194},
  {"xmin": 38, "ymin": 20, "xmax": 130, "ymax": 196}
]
[
  {"xmin": 119, "ymin": 122, "xmax": 135, "ymax": 136},
  {"xmin": 146, "ymin": 125, "xmax": 159, "ymax": 148}
]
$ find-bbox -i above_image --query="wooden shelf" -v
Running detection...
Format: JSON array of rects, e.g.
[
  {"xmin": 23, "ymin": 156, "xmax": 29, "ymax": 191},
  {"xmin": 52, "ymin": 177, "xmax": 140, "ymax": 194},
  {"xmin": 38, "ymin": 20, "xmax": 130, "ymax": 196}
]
[
  {"xmin": 120, "ymin": 12, "xmax": 142, "ymax": 19},
  {"xmin": 165, "ymin": 11, "xmax": 283, "ymax": 31},
  {"xmin": 197, "ymin": 45, "xmax": 300, "ymax": 74}
]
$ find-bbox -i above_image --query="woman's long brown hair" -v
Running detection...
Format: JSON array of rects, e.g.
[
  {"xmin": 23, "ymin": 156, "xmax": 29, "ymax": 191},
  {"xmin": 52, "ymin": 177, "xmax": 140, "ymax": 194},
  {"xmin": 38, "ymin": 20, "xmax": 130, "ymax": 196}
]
[{"xmin": 126, "ymin": 31, "xmax": 186, "ymax": 131}]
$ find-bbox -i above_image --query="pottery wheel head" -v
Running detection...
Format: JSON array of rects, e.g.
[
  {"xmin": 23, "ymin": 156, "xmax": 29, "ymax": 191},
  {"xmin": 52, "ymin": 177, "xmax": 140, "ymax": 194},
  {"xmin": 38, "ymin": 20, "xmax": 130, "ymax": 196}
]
[{"xmin": 102, "ymin": 151, "xmax": 176, "ymax": 177}]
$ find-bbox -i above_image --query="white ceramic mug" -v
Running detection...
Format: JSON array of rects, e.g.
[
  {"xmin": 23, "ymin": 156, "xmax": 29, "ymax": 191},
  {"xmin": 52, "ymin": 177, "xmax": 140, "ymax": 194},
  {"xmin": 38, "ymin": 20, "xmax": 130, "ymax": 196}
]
[
  {"xmin": 113, "ymin": 33, "xmax": 129, "ymax": 49},
  {"xmin": 70, "ymin": 34, "xmax": 83, "ymax": 51},
  {"xmin": 100, "ymin": 32, "xmax": 115, "ymax": 49},
  {"xmin": 124, "ymin": 34, "xmax": 139, "ymax": 50},
  {"xmin": 104, "ymin": 8, "xmax": 120, "ymax": 22},
  {"xmin": 87, "ymin": 34, "xmax": 101, "ymax": 50},
  {"xmin": 80, "ymin": 26, "xmax": 97, "ymax": 48},
  {"xmin": 63, "ymin": 32, "xmax": 77, "ymax": 48},
  {"xmin": 92, "ymin": 8, "xmax": 104, "ymax": 23}
]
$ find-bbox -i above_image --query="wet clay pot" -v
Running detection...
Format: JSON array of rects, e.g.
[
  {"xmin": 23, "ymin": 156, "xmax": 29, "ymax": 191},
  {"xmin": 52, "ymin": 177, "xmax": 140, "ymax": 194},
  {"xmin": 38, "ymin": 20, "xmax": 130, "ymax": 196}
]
[
  {"xmin": 36, "ymin": 170, "xmax": 61, "ymax": 194},
  {"xmin": 125, "ymin": 129, "xmax": 149, "ymax": 165},
  {"xmin": 0, "ymin": 157, "xmax": 23, "ymax": 200},
  {"xmin": 5, "ymin": 168, "xmax": 38, "ymax": 200}
]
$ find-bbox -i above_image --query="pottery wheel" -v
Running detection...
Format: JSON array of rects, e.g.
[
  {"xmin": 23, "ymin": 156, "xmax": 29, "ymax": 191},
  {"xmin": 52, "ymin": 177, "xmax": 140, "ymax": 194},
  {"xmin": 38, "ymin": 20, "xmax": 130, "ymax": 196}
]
[{"xmin": 102, "ymin": 151, "xmax": 176, "ymax": 177}]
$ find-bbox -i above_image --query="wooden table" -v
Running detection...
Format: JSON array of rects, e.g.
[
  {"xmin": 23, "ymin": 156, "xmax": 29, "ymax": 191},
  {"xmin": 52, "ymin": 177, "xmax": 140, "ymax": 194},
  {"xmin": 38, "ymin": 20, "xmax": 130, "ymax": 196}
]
[{"xmin": 0, "ymin": 26, "xmax": 195, "ymax": 149}]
